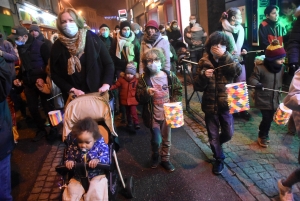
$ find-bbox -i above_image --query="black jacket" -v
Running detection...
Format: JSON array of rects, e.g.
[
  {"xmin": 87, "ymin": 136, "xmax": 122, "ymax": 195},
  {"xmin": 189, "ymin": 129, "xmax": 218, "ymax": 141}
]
[
  {"xmin": 50, "ymin": 30, "xmax": 115, "ymax": 99},
  {"xmin": 0, "ymin": 57, "xmax": 14, "ymax": 160},
  {"xmin": 287, "ymin": 16, "xmax": 300, "ymax": 65}
]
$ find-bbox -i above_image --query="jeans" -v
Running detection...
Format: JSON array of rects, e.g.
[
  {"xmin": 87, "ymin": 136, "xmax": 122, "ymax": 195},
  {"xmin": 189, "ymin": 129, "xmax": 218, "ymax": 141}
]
[
  {"xmin": 125, "ymin": 105, "xmax": 139, "ymax": 125},
  {"xmin": 0, "ymin": 154, "xmax": 12, "ymax": 201},
  {"xmin": 190, "ymin": 49, "xmax": 203, "ymax": 74},
  {"xmin": 259, "ymin": 109, "xmax": 276, "ymax": 139},
  {"xmin": 150, "ymin": 119, "xmax": 171, "ymax": 161},
  {"xmin": 24, "ymin": 84, "xmax": 52, "ymax": 130},
  {"xmin": 205, "ymin": 110, "xmax": 234, "ymax": 160}
]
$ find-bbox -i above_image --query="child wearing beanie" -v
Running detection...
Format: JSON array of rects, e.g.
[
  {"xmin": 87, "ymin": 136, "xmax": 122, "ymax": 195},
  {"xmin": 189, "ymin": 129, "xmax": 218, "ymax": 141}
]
[
  {"xmin": 110, "ymin": 62, "xmax": 140, "ymax": 130},
  {"xmin": 249, "ymin": 40, "xmax": 286, "ymax": 148}
]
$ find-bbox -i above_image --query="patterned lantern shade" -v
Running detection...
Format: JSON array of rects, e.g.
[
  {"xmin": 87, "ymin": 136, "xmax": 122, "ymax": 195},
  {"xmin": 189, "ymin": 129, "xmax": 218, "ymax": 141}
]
[
  {"xmin": 48, "ymin": 110, "xmax": 63, "ymax": 126},
  {"xmin": 225, "ymin": 82, "xmax": 250, "ymax": 114},
  {"xmin": 163, "ymin": 102, "xmax": 184, "ymax": 128},
  {"xmin": 273, "ymin": 103, "xmax": 292, "ymax": 125}
]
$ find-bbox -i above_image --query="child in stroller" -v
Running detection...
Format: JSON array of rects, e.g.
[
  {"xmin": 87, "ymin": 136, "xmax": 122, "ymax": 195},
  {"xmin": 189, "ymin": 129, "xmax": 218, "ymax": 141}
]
[{"xmin": 63, "ymin": 117, "xmax": 109, "ymax": 201}]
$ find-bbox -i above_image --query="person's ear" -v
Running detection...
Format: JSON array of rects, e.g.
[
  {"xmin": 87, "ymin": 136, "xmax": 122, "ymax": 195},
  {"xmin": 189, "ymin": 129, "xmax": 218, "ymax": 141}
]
[{"xmin": 231, "ymin": 15, "xmax": 236, "ymax": 21}]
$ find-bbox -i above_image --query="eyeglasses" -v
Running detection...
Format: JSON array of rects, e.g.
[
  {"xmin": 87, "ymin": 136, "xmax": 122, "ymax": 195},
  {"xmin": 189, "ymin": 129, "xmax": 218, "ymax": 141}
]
[{"xmin": 146, "ymin": 58, "xmax": 160, "ymax": 64}]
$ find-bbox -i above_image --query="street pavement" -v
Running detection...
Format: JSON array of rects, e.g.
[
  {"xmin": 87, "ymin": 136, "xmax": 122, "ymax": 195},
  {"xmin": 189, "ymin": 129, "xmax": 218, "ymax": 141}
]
[{"xmin": 11, "ymin": 73, "xmax": 300, "ymax": 201}]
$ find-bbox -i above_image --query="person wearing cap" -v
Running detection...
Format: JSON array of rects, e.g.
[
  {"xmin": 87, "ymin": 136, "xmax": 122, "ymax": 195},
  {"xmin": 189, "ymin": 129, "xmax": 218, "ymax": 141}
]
[
  {"xmin": 99, "ymin": 24, "xmax": 113, "ymax": 51},
  {"xmin": 249, "ymin": 40, "xmax": 286, "ymax": 148},
  {"xmin": 110, "ymin": 61, "xmax": 140, "ymax": 130},
  {"xmin": 259, "ymin": 5, "xmax": 287, "ymax": 51},
  {"xmin": 166, "ymin": 20, "xmax": 182, "ymax": 50},
  {"xmin": 131, "ymin": 22, "xmax": 143, "ymax": 44},
  {"xmin": 110, "ymin": 21, "xmax": 140, "ymax": 78},
  {"xmin": 50, "ymin": 8, "xmax": 114, "ymax": 103},
  {"xmin": 140, "ymin": 20, "xmax": 170, "ymax": 74},
  {"xmin": 29, "ymin": 23, "xmax": 52, "ymax": 51},
  {"xmin": 10, "ymin": 25, "xmax": 54, "ymax": 142}
]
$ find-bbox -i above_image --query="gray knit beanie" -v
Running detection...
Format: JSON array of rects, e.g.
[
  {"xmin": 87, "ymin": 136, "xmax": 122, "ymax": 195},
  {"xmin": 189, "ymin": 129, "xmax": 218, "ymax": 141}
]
[
  {"xmin": 125, "ymin": 62, "xmax": 137, "ymax": 75},
  {"xmin": 29, "ymin": 24, "xmax": 40, "ymax": 33}
]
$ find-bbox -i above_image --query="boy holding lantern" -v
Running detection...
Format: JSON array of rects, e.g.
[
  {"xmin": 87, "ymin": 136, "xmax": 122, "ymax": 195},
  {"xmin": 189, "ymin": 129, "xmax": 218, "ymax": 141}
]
[
  {"xmin": 193, "ymin": 31, "xmax": 241, "ymax": 175},
  {"xmin": 248, "ymin": 40, "xmax": 286, "ymax": 148}
]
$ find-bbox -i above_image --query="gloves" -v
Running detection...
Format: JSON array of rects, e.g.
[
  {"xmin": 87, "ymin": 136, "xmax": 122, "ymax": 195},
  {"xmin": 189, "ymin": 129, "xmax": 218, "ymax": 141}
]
[
  {"xmin": 255, "ymin": 83, "xmax": 263, "ymax": 90},
  {"xmin": 288, "ymin": 63, "xmax": 300, "ymax": 76}
]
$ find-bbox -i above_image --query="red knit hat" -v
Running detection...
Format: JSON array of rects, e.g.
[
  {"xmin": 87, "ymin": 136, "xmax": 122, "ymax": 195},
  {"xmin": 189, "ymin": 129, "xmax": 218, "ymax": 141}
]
[
  {"xmin": 146, "ymin": 20, "xmax": 159, "ymax": 30},
  {"xmin": 265, "ymin": 40, "xmax": 286, "ymax": 61}
]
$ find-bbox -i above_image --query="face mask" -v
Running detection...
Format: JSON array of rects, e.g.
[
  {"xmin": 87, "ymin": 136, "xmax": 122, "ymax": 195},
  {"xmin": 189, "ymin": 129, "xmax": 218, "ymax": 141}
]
[
  {"xmin": 173, "ymin": 25, "xmax": 178, "ymax": 28},
  {"xmin": 210, "ymin": 45, "xmax": 226, "ymax": 57},
  {"xmin": 235, "ymin": 18, "xmax": 243, "ymax": 25},
  {"xmin": 147, "ymin": 61, "xmax": 161, "ymax": 74},
  {"xmin": 102, "ymin": 31, "xmax": 109, "ymax": 38},
  {"xmin": 62, "ymin": 22, "xmax": 78, "ymax": 37},
  {"xmin": 122, "ymin": 30, "xmax": 130, "ymax": 38},
  {"xmin": 190, "ymin": 19, "xmax": 196, "ymax": 24},
  {"xmin": 15, "ymin": 40, "xmax": 25, "ymax": 46},
  {"xmin": 116, "ymin": 29, "xmax": 120, "ymax": 33},
  {"xmin": 134, "ymin": 30, "xmax": 139, "ymax": 34},
  {"xmin": 160, "ymin": 28, "xmax": 165, "ymax": 33}
]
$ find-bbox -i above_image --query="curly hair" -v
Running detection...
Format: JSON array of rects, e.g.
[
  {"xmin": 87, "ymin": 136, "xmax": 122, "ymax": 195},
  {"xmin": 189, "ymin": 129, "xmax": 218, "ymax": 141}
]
[
  {"xmin": 219, "ymin": 7, "xmax": 240, "ymax": 23},
  {"xmin": 204, "ymin": 31, "xmax": 234, "ymax": 56},
  {"xmin": 141, "ymin": 48, "xmax": 166, "ymax": 73},
  {"xmin": 71, "ymin": 117, "xmax": 101, "ymax": 140},
  {"xmin": 56, "ymin": 8, "xmax": 85, "ymax": 36}
]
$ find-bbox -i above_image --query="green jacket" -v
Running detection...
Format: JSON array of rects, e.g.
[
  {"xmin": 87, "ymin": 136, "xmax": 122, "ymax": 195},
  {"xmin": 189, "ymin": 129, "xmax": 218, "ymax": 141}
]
[
  {"xmin": 135, "ymin": 70, "xmax": 183, "ymax": 128},
  {"xmin": 193, "ymin": 52, "xmax": 241, "ymax": 114}
]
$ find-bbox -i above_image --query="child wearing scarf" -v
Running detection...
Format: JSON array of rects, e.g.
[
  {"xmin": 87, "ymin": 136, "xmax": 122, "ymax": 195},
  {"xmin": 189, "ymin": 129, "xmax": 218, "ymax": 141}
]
[{"xmin": 248, "ymin": 40, "xmax": 286, "ymax": 148}]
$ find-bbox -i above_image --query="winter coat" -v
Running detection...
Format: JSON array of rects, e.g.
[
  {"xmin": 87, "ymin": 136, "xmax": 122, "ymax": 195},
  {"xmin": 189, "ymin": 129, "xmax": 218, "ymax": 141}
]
[
  {"xmin": 166, "ymin": 27, "xmax": 182, "ymax": 48},
  {"xmin": 99, "ymin": 35, "xmax": 113, "ymax": 51},
  {"xmin": 0, "ymin": 57, "xmax": 14, "ymax": 160},
  {"xmin": 135, "ymin": 70, "xmax": 183, "ymax": 128},
  {"xmin": 110, "ymin": 76, "xmax": 138, "ymax": 106},
  {"xmin": 248, "ymin": 58, "xmax": 284, "ymax": 110},
  {"xmin": 287, "ymin": 10, "xmax": 300, "ymax": 65},
  {"xmin": 259, "ymin": 19, "xmax": 286, "ymax": 51},
  {"xmin": 36, "ymin": 33, "xmax": 52, "ymax": 52},
  {"xmin": 0, "ymin": 38, "xmax": 18, "ymax": 79},
  {"xmin": 193, "ymin": 52, "xmax": 242, "ymax": 114},
  {"xmin": 139, "ymin": 34, "xmax": 170, "ymax": 74},
  {"xmin": 50, "ymin": 30, "xmax": 115, "ymax": 100},
  {"xmin": 110, "ymin": 34, "xmax": 140, "ymax": 73}
]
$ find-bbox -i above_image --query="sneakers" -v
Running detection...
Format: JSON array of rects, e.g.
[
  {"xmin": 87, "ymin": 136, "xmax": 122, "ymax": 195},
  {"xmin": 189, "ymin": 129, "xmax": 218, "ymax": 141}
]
[
  {"xmin": 213, "ymin": 159, "xmax": 224, "ymax": 175},
  {"xmin": 134, "ymin": 124, "xmax": 140, "ymax": 130},
  {"xmin": 32, "ymin": 130, "xmax": 46, "ymax": 142},
  {"xmin": 151, "ymin": 153, "xmax": 159, "ymax": 169},
  {"xmin": 160, "ymin": 161, "xmax": 175, "ymax": 172},
  {"xmin": 258, "ymin": 137, "xmax": 268, "ymax": 148},
  {"xmin": 278, "ymin": 179, "xmax": 293, "ymax": 201}
]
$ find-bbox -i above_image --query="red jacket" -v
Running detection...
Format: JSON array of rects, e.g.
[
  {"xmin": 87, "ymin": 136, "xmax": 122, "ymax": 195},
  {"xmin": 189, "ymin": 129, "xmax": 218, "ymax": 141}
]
[{"xmin": 110, "ymin": 76, "xmax": 138, "ymax": 106}]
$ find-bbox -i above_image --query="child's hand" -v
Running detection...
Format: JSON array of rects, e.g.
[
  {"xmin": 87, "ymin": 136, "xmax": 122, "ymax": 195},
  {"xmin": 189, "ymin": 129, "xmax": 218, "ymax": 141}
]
[
  {"xmin": 66, "ymin": 160, "xmax": 75, "ymax": 170},
  {"xmin": 13, "ymin": 79, "xmax": 22, "ymax": 87},
  {"xmin": 211, "ymin": 46, "xmax": 225, "ymax": 57},
  {"xmin": 241, "ymin": 49, "xmax": 247, "ymax": 55},
  {"xmin": 205, "ymin": 69, "xmax": 214, "ymax": 78},
  {"xmin": 89, "ymin": 159, "xmax": 100, "ymax": 168},
  {"xmin": 147, "ymin": 87, "xmax": 158, "ymax": 96}
]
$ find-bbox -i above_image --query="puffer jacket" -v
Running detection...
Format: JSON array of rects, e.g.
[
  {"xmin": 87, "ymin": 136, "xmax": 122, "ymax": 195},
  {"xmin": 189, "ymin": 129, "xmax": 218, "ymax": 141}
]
[
  {"xmin": 248, "ymin": 58, "xmax": 285, "ymax": 110},
  {"xmin": 135, "ymin": 70, "xmax": 182, "ymax": 128},
  {"xmin": 193, "ymin": 52, "xmax": 242, "ymax": 114},
  {"xmin": 110, "ymin": 76, "xmax": 138, "ymax": 106},
  {"xmin": 139, "ymin": 34, "xmax": 170, "ymax": 74}
]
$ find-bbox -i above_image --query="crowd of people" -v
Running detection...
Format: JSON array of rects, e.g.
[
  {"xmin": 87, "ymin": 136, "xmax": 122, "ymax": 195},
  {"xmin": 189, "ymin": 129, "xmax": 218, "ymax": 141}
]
[{"xmin": 1, "ymin": 2, "xmax": 300, "ymax": 200}]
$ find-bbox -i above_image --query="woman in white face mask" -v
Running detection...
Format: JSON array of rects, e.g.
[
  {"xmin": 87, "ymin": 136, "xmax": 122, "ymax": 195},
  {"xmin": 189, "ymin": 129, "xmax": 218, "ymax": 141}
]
[
  {"xmin": 166, "ymin": 20, "xmax": 183, "ymax": 49},
  {"xmin": 50, "ymin": 8, "xmax": 115, "ymax": 102},
  {"xmin": 219, "ymin": 7, "xmax": 250, "ymax": 120}
]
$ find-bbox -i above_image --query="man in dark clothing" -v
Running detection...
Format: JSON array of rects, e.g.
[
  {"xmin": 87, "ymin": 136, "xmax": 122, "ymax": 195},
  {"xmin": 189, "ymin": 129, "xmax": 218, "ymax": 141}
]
[
  {"xmin": 99, "ymin": 24, "xmax": 113, "ymax": 51},
  {"xmin": 10, "ymin": 25, "xmax": 53, "ymax": 141},
  {"xmin": 259, "ymin": 5, "xmax": 286, "ymax": 51},
  {"xmin": 0, "ymin": 56, "xmax": 14, "ymax": 201},
  {"xmin": 29, "ymin": 23, "xmax": 52, "ymax": 51}
]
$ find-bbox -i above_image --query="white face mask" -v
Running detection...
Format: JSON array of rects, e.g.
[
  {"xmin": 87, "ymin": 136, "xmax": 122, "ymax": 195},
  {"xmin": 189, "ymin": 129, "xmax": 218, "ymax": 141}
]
[
  {"xmin": 134, "ymin": 30, "xmax": 139, "ymax": 34},
  {"xmin": 190, "ymin": 19, "xmax": 196, "ymax": 24},
  {"xmin": 235, "ymin": 18, "xmax": 243, "ymax": 25},
  {"xmin": 62, "ymin": 22, "xmax": 78, "ymax": 37},
  {"xmin": 210, "ymin": 45, "xmax": 226, "ymax": 57},
  {"xmin": 147, "ymin": 61, "xmax": 161, "ymax": 74}
]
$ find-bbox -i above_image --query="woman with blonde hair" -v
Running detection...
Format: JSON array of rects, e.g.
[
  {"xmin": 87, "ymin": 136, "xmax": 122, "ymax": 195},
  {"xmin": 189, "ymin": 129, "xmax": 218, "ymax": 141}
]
[{"xmin": 50, "ymin": 8, "xmax": 114, "ymax": 100}]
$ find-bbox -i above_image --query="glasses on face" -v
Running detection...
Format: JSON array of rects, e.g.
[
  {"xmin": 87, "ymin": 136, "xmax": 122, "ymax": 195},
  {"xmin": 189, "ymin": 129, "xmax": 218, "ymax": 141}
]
[{"xmin": 146, "ymin": 58, "xmax": 160, "ymax": 64}]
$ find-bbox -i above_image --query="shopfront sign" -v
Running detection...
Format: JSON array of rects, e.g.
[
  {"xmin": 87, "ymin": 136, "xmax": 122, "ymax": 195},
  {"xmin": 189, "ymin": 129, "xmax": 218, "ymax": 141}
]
[
  {"xmin": 17, "ymin": 3, "xmax": 57, "ymax": 28},
  {"xmin": 118, "ymin": 9, "xmax": 127, "ymax": 18}
]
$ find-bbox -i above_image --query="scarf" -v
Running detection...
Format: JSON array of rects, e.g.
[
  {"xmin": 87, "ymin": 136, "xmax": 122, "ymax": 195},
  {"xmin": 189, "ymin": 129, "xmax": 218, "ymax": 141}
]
[
  {"xmin": 221, "ymin": 19, "xmax": 244, "ymax": 55},
  {"xmin": 58, "ymin": 28, "xmax": 87, "ymax": 75},
  {"xmin": 143, "ymin": 32, "xmax": 160, "ymax": 45},
  {"xmin": 264, "ymin": 60, "xmax": 283, "ymax": 73},
  {"xmin": 116, "ymin": 31, "xmax": 135, "ymax": 62}
]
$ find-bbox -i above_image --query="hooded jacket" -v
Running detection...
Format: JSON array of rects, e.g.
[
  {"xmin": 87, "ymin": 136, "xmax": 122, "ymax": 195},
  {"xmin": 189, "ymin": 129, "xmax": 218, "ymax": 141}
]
[
  {"xmin": 193, "ymin": 52, "xmax": 242, "ymax": 114},
  {"xmin": 0, "ymin": 36, "xmax": 18, "ymax": 79}
]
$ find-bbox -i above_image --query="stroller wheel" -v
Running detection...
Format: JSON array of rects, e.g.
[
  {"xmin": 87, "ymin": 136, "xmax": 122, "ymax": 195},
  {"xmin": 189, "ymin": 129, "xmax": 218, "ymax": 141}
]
[{"xmin": 121, "ymin": 176, "xmax": 135, "ymax": 199}]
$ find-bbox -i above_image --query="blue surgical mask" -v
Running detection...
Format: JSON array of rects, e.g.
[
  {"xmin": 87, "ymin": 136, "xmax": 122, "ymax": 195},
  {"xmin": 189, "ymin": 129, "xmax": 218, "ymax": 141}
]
[
  {"xmin": 122, "ymin": 30, "xmax": 131, "ymax": 38},
  {"xmin": 15, "ymin": 40, "xmax": 25, "ymax": 46},
  {"xmin": 147, "ymin": 61, "xmax": 162, "ymax": 74},
  {"xmin": 62, "ymin": 22, "xmax": 78, "ymax": 38},
  {"xmin": 102, "ymin": 31, "xmax": 109, "ymax": 38}
]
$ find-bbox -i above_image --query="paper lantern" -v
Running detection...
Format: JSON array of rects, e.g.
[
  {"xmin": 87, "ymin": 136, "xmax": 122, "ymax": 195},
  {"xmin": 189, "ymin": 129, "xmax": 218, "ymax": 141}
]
[
  {"xmin": 273, "ymin": 103, "xmax": 292, "ymax": 125},
  {"xmin": 225, "ymin": 82, "xmax": 250, "ymax": 114},
  {"xmin": 48, "ymin": 110, "xmax": 63, "ymax": 126},
  {"xmin": 163, "ymin": 102, "xmax": 184, "ymax": 128}
]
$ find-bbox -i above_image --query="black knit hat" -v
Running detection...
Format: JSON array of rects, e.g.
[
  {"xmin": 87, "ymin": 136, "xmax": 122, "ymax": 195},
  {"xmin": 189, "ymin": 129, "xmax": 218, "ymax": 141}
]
[
  {"xmin": 29, "ymin": 24, "xmax": 40, "ymax": 33},
  {"xmin": 99, "ymin": 24, "xmax": 109, "ymax": 30},
  {"xmin": 120, "ymin": 21, "xmax": 131, "ymax": 30}
]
